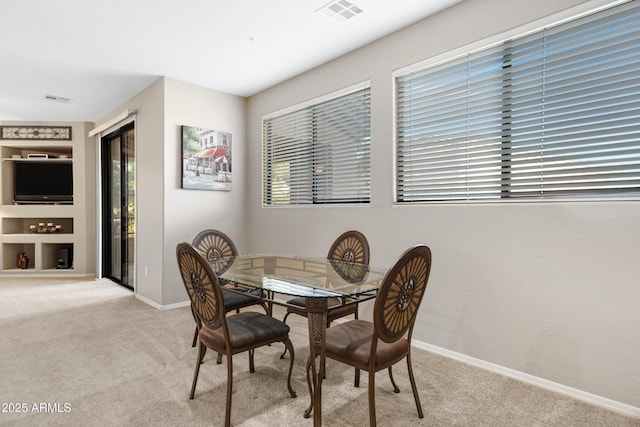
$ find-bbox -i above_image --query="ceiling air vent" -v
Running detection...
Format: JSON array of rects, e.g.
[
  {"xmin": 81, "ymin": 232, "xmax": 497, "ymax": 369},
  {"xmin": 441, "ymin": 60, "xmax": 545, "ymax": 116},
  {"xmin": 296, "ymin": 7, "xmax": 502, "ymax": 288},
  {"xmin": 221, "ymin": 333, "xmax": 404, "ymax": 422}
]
[
  {"xmin": 318, "ymin": 0, "xmax": 363, "ymax": 23},
  {"xmin": 44, "ymin": 94, "xmax": 72, "ymax": 103}
]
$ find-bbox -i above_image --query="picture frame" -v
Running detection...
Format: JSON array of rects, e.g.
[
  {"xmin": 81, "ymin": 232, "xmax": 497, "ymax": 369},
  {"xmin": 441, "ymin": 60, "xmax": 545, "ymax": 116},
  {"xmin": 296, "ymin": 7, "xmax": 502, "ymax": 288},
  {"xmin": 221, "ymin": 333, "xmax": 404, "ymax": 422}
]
[
  {"xmin": 181, "ymin": 125, "xmax": 232, "ymax": 191},
  {"xmin": 0, "ymin": 126, "xmax": 72, "ymax": 140}
]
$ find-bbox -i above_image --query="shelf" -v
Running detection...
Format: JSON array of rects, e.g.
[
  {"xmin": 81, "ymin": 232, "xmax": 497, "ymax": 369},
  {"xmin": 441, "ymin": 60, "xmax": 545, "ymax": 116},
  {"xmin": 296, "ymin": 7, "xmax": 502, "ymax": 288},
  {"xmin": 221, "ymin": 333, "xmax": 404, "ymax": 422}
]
[
  {"xmin": 2, "ymin": 157, "xmax": 72, "ymax": 162},
  {"xmin": 2, "ymin": 243, "xmax": 35, "ymax": 271},
  {"xmin": 0, "ymin": 122, "xmax": 90, "ymax": 276},
  {"xmin": 1, "ymin": 145, "xmax": 71, "ymax": 158},
  {"xmin": 42, "ymin": 243, "xmax": 73, "ymax": 270},
  {"xmin": 2, "ymin": 217, "xmax": 73, "ymax": 235}
]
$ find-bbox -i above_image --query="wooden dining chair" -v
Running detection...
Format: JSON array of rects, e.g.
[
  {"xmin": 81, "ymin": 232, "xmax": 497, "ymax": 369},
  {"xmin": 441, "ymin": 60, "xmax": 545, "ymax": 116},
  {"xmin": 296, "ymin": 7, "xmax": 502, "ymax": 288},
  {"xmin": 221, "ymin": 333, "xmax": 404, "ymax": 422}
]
[
  {"xmin": 322, "ymin": 245, "xmax": 432, "ymax": 426},
  {"xmin": 190, "ymin": 229, "xmax": 268, "ymax": 348},
  {"xmin": 176, "ymin": 242, "xmax": 296, "ymax": 427},
  {"xmin": 282, "ymin": 230, "xmax": 370, "ymax": 325}
]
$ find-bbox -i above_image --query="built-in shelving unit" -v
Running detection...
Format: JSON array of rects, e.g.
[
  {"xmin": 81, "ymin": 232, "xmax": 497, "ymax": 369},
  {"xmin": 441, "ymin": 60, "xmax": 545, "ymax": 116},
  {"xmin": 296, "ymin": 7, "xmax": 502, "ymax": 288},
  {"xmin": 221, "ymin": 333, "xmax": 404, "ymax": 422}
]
[{"xmin": 0, "ymin": 122, "xmax": 95, "ymax": 276}]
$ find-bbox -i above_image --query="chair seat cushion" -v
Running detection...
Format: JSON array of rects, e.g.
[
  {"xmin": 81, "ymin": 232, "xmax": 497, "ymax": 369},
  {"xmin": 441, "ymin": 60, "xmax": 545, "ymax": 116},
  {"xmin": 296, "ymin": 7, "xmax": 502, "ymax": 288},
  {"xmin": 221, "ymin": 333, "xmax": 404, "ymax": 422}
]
[
  {"xmin": 325, "ymin": 319, "xmax": 409, "ymax": 368},
  {"xmin": 199, "ymin": 311, "xmax": 290, "ymax": 351},
  {"xmin": 222, "ymin": 288, "xmax": 261, "ymax": 311}
]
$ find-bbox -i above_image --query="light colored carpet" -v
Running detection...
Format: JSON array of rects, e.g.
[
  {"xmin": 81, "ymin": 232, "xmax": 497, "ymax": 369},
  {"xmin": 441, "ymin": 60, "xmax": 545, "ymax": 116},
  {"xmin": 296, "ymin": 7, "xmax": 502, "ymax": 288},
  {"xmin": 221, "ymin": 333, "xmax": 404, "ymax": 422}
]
[{"xmin": 0, "ymin": 278, "xmax": 638, "ymax": 426}]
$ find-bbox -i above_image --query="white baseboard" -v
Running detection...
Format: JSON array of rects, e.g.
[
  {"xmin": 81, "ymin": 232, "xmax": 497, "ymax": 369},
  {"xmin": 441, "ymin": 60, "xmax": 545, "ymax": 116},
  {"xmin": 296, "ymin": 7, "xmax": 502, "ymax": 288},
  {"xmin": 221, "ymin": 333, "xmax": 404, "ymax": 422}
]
[
  {"xmin": 412, "ymin": 340, "xmax": 640, "ymax": 419},
  {"xmin": 134, "ymin": 293, "xmax": 190, "ymax": 310}
]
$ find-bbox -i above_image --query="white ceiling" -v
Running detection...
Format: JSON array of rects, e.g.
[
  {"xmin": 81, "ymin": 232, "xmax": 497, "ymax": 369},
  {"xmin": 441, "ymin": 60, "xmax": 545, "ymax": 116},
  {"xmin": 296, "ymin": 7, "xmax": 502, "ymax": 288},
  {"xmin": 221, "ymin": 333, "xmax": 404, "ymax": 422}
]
[{"xmin": 0, "ymin": 0, "xmax": 461, "ymax": 122}]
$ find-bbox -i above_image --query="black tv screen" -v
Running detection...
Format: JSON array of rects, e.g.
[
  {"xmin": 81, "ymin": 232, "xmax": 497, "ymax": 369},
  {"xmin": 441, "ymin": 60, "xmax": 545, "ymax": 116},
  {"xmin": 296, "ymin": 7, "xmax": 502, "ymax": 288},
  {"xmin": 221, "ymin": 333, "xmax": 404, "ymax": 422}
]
[{"xmin": 14, "ymin": 161, "xmax": 73, "ymax": 203}]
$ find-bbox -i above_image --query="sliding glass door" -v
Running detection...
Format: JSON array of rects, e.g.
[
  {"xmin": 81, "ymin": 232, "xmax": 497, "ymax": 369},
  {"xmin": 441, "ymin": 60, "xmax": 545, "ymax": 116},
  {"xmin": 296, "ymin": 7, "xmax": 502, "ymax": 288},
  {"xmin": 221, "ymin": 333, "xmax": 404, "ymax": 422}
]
[{"xmin": 101, "ymin": 122, "xmax": 135, "ymax": 289}]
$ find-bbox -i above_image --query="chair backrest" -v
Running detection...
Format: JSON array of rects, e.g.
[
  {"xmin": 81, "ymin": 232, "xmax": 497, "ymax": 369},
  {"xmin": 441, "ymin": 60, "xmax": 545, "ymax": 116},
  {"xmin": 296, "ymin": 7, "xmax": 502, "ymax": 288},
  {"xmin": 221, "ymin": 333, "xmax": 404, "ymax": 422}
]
[
  {"xmin": 373, "ymin": 245, "xmax": 432, "ymax": 343},
  {"xmin": 176, "ymin": 242, "xmax": 226, "ymax": 330},
  {"xmin": 192, "ymin": 229, "xmax": 238, "ymax": 275},
  {"xmin": 327, "ymin": 230, "xmax": 370, "ymax": 265}
]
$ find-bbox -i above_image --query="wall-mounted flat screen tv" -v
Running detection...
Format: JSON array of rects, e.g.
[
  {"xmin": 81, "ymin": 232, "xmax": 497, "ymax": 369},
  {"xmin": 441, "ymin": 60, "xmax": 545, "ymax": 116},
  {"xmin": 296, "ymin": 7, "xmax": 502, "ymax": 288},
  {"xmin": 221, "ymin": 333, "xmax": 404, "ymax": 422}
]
[{"xmin": 13, "ymin": 161, "xmax": 73, "ymax": 203}]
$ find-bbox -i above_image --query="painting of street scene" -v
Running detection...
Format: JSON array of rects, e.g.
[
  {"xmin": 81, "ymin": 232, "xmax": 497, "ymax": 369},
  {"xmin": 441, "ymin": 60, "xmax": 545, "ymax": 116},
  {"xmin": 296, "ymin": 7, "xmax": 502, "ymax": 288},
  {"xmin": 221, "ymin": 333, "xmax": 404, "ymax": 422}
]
[{"xmin": 181, "ymin": 125, "xmax": 232, "ymax": 191}]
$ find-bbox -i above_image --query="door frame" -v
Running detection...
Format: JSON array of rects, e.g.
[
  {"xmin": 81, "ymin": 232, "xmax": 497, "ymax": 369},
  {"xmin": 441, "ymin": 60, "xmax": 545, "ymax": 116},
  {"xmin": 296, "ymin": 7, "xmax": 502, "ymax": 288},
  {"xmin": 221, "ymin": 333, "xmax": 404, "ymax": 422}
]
[{"xmin": 97, "ymin": 118, "xmax": 136, "ymax": 291}]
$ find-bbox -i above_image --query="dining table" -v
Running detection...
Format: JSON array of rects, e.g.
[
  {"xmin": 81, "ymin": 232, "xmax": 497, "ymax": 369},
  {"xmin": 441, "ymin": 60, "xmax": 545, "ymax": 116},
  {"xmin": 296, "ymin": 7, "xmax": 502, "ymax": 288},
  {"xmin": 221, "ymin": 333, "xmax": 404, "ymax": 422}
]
[{"xmin": 217, "ymin": 254, "xmax": 388, "ymax": 426}]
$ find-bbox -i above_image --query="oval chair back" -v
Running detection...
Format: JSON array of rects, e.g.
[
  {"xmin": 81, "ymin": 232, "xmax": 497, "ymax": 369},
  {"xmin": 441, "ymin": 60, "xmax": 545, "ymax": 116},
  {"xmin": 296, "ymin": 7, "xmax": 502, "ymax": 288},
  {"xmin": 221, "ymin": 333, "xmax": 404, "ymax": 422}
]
[
  {"xmin": 374, "ymin": 245, "xmax": 432, "ymax": 343},
  {"xmin": 176, "ymin": 242, "xmax": 227, "ymax": 331},
  {"xmin": 192, "ymin": 229, "xmax": 237, "ymax": 276},
  {"xmin": 327, "ymin": 229, "xmax": 370, "ymax": 265}
]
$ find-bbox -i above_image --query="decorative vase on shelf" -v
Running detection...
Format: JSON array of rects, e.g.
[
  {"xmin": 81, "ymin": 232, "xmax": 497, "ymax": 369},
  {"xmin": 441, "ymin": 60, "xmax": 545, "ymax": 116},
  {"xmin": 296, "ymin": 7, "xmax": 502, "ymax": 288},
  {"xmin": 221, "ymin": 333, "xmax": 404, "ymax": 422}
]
[{"xmin": 17, "ymin": 251, "xmax": 26, "ymax": 268}]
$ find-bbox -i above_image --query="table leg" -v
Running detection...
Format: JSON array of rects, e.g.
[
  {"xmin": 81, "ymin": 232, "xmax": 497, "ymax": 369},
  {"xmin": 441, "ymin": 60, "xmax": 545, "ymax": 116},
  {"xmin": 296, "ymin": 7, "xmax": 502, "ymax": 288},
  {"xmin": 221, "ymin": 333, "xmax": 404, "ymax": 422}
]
[{"xmin": 304, "ymin": 298, "xmax": 328, "ymax": 427}]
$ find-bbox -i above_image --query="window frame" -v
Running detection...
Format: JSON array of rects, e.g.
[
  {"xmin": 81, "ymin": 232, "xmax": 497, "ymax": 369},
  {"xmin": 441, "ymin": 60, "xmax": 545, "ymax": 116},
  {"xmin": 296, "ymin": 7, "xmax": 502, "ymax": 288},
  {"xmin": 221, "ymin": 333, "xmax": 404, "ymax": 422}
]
[
  {"xmin": 392, "ymin": 0, "xmax": 640, "ymax": 204},
  {"xmin": 262, "ymin": 82, "xmax": 371, "ymax": 206}
]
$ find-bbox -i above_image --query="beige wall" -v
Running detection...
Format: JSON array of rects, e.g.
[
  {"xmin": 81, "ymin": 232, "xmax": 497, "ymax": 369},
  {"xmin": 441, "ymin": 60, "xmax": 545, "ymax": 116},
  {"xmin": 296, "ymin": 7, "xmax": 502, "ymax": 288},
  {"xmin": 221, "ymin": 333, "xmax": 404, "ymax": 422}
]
[
  {"xmin": 98, "ymin": 79, "xmax": 166, "ymax": 304},
  {"xmin": 245, "ymin": 0, "xmax": 640, "ymax": 411},
  {"xmin": 162, "ymin": 78, "xmax": 247, "ymax": 305},
  {"xmin": 95, "ymin": 77, "xmax": 247, "ymax": 306}
]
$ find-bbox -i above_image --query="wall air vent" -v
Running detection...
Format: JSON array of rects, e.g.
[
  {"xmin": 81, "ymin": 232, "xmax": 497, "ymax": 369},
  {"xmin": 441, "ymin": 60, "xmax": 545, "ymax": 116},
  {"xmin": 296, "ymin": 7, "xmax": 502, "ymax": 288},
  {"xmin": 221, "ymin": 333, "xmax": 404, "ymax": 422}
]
[{"xmin": 318, "ymin": 0, "xmax": 363, "ymax": 23}]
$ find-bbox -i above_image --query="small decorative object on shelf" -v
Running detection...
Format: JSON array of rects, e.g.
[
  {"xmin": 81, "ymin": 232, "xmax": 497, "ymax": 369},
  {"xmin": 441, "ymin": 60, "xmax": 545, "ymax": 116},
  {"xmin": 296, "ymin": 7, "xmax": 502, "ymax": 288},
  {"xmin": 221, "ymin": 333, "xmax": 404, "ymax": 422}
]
[
  {"xmin": 27, "ymin": 222, "xmax": 64, "ymax": 233},
  {"xmin": 17, "ymin": 251, "xmax": 29, "ymax": 269}
]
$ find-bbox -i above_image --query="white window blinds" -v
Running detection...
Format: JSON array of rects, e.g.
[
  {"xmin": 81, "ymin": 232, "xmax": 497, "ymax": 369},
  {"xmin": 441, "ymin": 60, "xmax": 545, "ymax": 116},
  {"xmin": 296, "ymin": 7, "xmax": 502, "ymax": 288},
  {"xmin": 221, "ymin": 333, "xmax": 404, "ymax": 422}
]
[
  {"xmin": 396, "ymin": 1, "xmax": 640, "ymax": 202},
  {"xmin": 263, "ymin": 87, "xmax": 371, "ymax": 205}
]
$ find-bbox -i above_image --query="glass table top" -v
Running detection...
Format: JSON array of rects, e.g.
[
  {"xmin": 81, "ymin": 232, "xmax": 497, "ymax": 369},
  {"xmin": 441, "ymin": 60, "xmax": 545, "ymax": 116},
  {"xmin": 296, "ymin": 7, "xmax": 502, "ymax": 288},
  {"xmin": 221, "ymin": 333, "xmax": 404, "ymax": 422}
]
[{"xmin": 218, "ymin": 255, "xmax": 387, "ymax": 299}]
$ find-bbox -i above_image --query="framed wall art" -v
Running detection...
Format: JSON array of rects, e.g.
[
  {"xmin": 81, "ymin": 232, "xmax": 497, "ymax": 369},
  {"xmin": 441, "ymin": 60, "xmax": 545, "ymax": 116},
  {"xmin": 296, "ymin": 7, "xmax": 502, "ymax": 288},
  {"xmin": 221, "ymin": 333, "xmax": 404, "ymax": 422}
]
[
  {"xmin": 0, "ymin": 126, "xmax": 72, "ymax": 140},
  {"xmin": 181, "ymin": 125, "xmax": 232, "ymax": 191}
]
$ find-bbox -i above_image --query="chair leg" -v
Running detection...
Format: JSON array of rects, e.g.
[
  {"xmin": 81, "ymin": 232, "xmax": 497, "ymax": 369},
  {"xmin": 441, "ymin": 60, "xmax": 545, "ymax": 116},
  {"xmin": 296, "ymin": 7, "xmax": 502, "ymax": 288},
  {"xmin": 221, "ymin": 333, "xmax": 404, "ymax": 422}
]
[
  {"xmin": 354, "ymin": 368, "xmax": 360, "ymax": 387},
  {"xmin": 260, "ymin": 301, "xmax": 270, "ymax": 315},
  {"xmin": 190, "ymin": 306, "xmax": 201, "ymax": 348},
  {"xmin": 249, "ymin": 349, "xmax": 255, "ymax": 373},
  {"xmin": 406, "ymin": 353, "xmax": 424, "ymax": 418},
  {"xmin": 388, "ymin": 366, "xmax": 400, "ymax": 393},
  {"xmin": 217, "ymin": 352, "xmax": 223, "ymax": 364},
  {"xmin": 304, "ymin": 356, "xmax": 316, "ymax": 418},
  {"xmin": 322, "ymin": 356, "xmax": 326, "ymax": 380},
  {"xmin": 368, "ymin": 370, "xmax": 377, "ymax": 427},
  {"xmin": 190, "ymin": 343, "xmax": 206, "ymax": 399},
  {"xmin": 191, "ymin": 325, "xmax": 198, "ymax": 347},
  {"xmin": 283, "ymin": 338, "xmax": 297, "ymax": 398},
  {"xmin": 280, "ymin": 313, "xmax": 291, "ymax": 359},
  {"xmin": 225, "ymin": 355, "xmax": 234, "ymax": 427}
]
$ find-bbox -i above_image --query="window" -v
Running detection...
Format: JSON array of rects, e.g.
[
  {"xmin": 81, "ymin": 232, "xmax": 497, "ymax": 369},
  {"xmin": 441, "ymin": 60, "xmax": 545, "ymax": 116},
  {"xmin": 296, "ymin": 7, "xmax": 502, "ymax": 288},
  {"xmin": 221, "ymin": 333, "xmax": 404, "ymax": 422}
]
[
  {"xmin": 263, "ymin": 86, "xmax": 371, "ymax": 205},
  {"xmin": 396, "ymin": 1, "xmax": 640, "ymax": 202}
]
